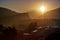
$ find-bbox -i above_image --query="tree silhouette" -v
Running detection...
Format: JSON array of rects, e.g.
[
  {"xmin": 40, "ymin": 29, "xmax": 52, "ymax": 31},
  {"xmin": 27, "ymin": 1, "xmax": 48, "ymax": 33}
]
[
  {"xmin": 1, "ymin": 25, "xmax": 17, "ymax": 40},
  {"xmin": 0, "ymin": 24, "xmax": 17, "ymax": 40},
  {"xmin": 0, "ymin": 24, "xmax": 4, "ymax": 31}
]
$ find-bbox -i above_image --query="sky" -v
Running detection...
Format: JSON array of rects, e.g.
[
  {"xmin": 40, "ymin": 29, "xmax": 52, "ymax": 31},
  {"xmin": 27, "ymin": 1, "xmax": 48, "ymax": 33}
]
[{"xmin": 0, "ymin": 0, "xmax": 60, "ymax": 13}]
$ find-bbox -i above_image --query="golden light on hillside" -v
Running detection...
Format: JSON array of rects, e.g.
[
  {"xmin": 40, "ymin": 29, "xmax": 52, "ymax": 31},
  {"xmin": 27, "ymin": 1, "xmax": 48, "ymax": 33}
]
[{"xmin": 40, "ymin": 6, "xmax": 46, "ymax": 14}]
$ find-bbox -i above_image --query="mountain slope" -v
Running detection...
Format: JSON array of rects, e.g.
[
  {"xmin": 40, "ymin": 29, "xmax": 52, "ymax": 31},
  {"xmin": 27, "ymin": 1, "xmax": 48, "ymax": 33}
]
[
  {"xmin": 0, "ymin": 7, "xmax": 60, "ymax": 30},
  {"xmin": 0, "ymin": 7, "xmax": 30, "ymax": 27},
  {"xmin": 28, "ymin": 8, "xmax": 60, "ymax": 19},
  {"xmin": 44, "ymin": 8, "xmax": 60, "ymax": 19}
]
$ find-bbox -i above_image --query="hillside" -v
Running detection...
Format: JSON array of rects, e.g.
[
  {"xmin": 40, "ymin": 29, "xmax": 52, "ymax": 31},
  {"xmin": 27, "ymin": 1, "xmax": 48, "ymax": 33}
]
[
  {"xmin": 0, "ymin": 7, "xmax": 60, "ymax": 30},
  {"xmin": 0, "ymin": 7, "xmax": 30, "ymax": 30},
  {"xmin": 43, "ymin": 8, "xmax": 60, "ymax": 19}
]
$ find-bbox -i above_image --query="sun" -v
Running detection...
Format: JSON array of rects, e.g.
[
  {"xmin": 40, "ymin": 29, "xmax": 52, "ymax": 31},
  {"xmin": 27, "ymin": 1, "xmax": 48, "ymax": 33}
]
[{"xmin": 40, "ymin": 6, "xmax": 46, "ymax": 13}]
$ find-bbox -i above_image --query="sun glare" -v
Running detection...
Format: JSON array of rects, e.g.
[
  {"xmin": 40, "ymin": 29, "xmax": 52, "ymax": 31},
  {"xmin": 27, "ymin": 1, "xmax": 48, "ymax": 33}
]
[{"xmin": 40, "ymin": 6, "xmax": 46, "ymax": 13}]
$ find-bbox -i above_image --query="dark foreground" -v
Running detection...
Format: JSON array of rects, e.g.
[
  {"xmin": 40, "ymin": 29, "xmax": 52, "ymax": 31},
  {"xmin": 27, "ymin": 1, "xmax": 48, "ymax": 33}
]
[{"xmin": 0, "ymin": 24, "xmax": 60, "ymax": 40}]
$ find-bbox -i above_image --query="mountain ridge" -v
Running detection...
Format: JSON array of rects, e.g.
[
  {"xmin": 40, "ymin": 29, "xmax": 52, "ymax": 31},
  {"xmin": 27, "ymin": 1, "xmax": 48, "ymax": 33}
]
[
  {"xmin": 0, "ymin": 7, "xmax": 60, "ymax": 30},
  {"xmin": 44, "ymin": 7, "xmax": 60, "ymax": 19},
  {"xmin": 0, "ymin": 7, "xmax": 30, "ymax": 27}
]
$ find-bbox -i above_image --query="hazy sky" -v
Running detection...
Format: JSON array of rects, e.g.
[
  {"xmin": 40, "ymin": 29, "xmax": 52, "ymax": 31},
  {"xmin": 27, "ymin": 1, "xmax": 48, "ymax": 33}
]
[{"xmin": 0, "ymin": 0, "xmax": 60, "ymax": 13}]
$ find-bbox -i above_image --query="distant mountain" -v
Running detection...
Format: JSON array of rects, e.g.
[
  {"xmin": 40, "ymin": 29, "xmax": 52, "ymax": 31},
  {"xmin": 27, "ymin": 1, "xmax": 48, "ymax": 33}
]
[
  {"xmin": 0, "ymin": 7, "xmax": 60, "ymax": 30},
  {"xmin": 28, "ymin": 8, "xmax": 60, "ymax": 19},
  {"xmin": 28, "ymin": 10, "xmax": 42, "ymax": 19},
  {"xmin": 44, "ymin": 8, "xmax": 60, "ymax": 19},
  {"xmin": 28, "ymin": 8, "xmax": 60, "ymax": 26},
  {"xmin": 0, "ymin": 7, "xmax": 17, "ymax": 16},
  {"xmin": 0, "ymin": 7, "xmax": 30, "ymax": 28}
]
